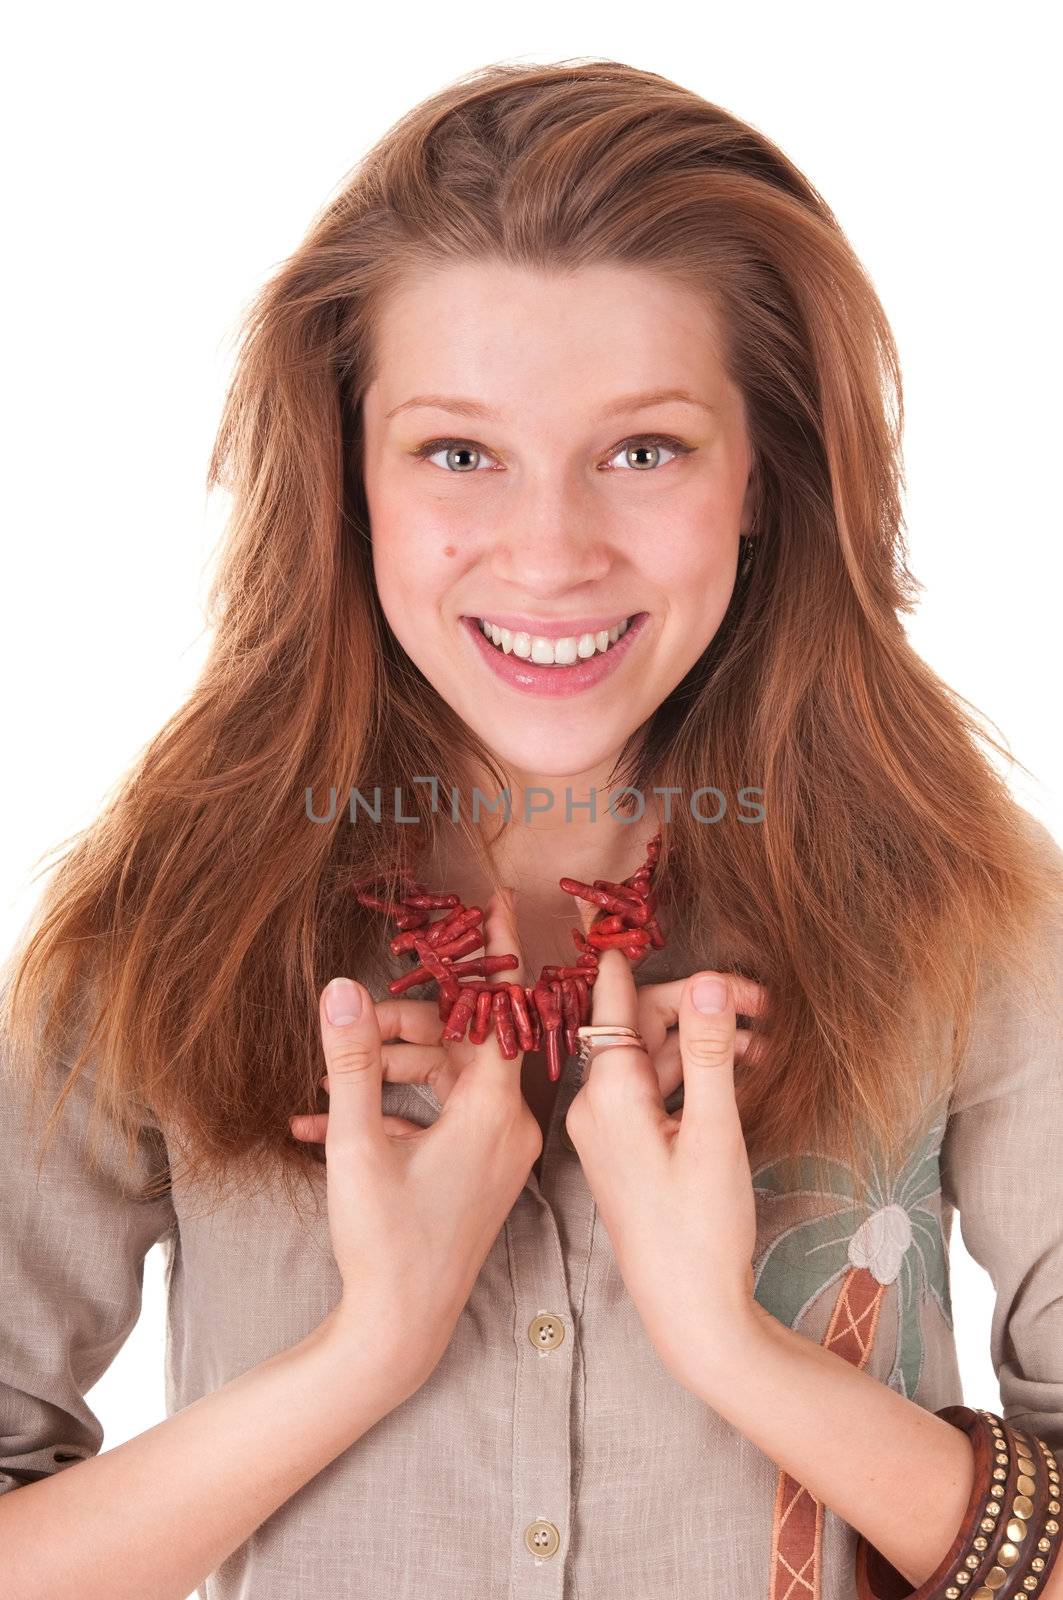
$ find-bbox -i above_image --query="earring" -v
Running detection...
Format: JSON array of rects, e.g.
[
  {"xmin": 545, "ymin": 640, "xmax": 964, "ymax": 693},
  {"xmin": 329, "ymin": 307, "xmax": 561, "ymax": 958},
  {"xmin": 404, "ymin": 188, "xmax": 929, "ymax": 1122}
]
[{"xmin": 738, "ymin": 530, "xmax": 757, "ymax": 581}]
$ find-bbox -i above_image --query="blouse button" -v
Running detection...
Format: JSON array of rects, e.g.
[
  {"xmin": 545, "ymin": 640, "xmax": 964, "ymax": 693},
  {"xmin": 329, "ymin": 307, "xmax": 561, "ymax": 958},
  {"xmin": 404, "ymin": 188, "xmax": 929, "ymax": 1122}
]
[
  {"xmin": 524, "ymin": 1519, "xmax": 561, "ymax": 1558},
  {"xmin": 528, "ymin": 1313, "xmax": 566, "ymax": 1351}
]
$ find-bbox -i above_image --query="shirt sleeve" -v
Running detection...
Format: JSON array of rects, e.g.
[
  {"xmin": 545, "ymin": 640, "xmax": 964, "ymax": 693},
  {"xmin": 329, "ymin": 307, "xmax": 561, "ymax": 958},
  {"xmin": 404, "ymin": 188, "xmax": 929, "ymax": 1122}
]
[
  {"xmin": 0, "ymin": 993, "xmax": 177, "ymax": 1495},
  {"xmin": 938, "ymin": 816, "xmax": 1063, "ymax": 1458}
]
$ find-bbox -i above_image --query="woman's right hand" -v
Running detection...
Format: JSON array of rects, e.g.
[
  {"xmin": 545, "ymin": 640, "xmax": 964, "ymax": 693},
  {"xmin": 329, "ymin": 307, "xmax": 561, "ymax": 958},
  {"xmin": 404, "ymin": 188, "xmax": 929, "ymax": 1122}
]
[{"xmin": 297, "ymin": 888, "xmax": 541, "ymax": 1400}]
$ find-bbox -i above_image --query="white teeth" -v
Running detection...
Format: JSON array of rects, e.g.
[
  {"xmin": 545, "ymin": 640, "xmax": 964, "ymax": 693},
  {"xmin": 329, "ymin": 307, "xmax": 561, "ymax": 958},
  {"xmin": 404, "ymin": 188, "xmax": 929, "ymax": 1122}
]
[{"xmin": 477, "ymin": 616, "xmax": 634, "ymax": 665}]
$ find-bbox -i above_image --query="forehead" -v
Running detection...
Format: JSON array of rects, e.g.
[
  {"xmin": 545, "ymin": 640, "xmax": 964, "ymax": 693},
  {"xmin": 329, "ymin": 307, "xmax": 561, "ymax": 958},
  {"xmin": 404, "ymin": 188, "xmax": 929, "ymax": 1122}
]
[{"xmin": 365, "ymin": 259, "xmax": 736, "ymax": 419}]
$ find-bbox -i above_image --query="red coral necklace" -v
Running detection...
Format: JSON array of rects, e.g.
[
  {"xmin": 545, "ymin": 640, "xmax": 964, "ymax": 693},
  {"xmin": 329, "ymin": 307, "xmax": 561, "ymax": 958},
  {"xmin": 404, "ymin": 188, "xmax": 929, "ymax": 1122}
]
[{"xmin": 353, "ymin": 830, "xmax": 665, "ymax": 1084}]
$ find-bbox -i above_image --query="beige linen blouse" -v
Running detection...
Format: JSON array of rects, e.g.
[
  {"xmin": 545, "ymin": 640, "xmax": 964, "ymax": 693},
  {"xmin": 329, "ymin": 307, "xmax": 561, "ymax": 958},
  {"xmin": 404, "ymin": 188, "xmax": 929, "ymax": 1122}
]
[{"xmin": 3, "ymin": 816, "xmax": 1063, "ymax": 1599}]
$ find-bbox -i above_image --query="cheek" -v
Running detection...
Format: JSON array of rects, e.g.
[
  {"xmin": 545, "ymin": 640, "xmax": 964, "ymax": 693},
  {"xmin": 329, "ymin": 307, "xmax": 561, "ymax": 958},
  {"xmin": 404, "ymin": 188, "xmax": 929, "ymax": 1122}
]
[
  {"xmin": 368, "ymin": 501, "xmax": 470, "ymax": 670},
  {"xmin": 637, "ymin": 502, "xmax": 736, "ymax": 595},
  {"xmin": 369, "ymin": 499, "xmax": 453, "ymax": 609}
]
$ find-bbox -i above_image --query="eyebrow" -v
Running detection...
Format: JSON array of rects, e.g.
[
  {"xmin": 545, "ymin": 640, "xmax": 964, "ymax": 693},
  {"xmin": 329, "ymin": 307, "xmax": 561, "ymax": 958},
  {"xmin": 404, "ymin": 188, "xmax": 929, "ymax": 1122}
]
[{"xmin": 384, "ymin": 387, "xmax": 715, "ymax": 422}]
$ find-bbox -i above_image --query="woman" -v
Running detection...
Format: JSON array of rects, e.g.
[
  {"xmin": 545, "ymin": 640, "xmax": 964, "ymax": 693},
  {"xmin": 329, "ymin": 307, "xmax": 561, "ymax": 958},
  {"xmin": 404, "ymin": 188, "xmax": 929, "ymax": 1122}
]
[{"xmin": 1, "ymin": 58, "xmax": 1061, "ymax": 1600}]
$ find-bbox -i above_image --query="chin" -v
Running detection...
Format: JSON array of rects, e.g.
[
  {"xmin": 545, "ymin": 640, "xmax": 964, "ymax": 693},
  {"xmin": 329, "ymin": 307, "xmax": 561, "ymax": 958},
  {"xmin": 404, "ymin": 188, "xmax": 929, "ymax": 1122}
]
[{"xmin": 476, "ymin": 731, "xmax": 633, "ymax": 782}]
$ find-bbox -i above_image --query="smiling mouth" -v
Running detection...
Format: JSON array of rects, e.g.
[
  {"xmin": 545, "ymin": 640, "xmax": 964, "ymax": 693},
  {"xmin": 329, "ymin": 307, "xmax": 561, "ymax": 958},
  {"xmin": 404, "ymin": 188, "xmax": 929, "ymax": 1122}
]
[{"xmin": 471, "ymin": 615, "xmax": 637, "ymax": 666}]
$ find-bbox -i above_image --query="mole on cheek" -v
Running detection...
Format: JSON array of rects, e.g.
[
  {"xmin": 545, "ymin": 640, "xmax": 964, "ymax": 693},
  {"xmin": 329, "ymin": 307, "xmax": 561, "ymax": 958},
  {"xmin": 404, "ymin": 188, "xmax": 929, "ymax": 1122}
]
[{"xmin": 443, "ymin": 545, "xmax": 457, "ymax": 558}]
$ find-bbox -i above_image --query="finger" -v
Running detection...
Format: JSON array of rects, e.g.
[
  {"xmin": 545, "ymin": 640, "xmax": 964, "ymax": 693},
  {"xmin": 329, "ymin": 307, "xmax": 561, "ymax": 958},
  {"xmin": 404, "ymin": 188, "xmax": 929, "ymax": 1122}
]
[
  {"xmin": 379, "ymin": 1041, "xmax": 465, "ymax": 1103},
  {"xmin": 636, "ymin": 975, "xmax": 768, "ymax": 1043},
  {"xmin": 651, "ymin": 1025, "xmax": 753, "ymax": 1100},
  {"xmin": 319, "ymin": 977, "xmax": 388, "ymax": 1151},
  {"xmin": 675, "ymin": 972, "xmax": 738, "ymax": 1133},
  {"xmin": 582, "ymin": 946, "xmax": 661, "ymax": 1104},
  {"xmin": 291, "ymin": 1112, "xmax": 328, "ymax": 1141},
  {"xmin": 290, "ymin": 1112, "xmax": 423, "ymax": 1145},
  {"xmin": 372, "ymin": 996, "xmax": 446, "ymax": 1047},
  {"xmin": 318, "ymin": 1042, "xmax": 461, "ymax": 1101},
  {"xmin": 323, "ymin": 1044, "xmax": 451, "ymax": 1086},
  {"xmin": 381, "ymin": 1042, "xmax": 453, "ymax": 1083}
]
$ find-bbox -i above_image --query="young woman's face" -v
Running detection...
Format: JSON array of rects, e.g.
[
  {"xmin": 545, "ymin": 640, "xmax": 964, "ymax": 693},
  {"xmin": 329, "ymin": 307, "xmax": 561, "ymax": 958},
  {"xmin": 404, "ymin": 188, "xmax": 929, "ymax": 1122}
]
[{"xmin": 360, "ymin": 260, "xmax": 754, "ymax": 781}]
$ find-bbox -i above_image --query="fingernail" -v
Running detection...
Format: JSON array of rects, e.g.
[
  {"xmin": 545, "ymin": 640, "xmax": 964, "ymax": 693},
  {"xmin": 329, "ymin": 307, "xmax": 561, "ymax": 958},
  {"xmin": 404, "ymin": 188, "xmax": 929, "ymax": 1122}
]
[
  {"xmin": 693, "ymin": 976, "xmax": 728, "ymax": 1014},
  {"xmin": 325, "ymin": 977, "xmax": 363, "ymax": 1025}
]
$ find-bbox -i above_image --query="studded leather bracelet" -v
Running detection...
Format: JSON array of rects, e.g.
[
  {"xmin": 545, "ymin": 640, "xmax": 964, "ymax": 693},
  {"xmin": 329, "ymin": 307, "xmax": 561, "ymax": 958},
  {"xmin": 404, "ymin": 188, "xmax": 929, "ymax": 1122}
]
[{"xmin": 855, "ymin": 1407, "xmax": 1061, "ymax": 1599}]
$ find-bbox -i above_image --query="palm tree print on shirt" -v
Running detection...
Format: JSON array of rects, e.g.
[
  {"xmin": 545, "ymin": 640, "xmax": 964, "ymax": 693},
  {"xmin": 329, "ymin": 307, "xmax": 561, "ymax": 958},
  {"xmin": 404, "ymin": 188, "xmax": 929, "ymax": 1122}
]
[
  {"xmin": 752, "ymin": 1102, "xmax": 953, "ymax": 1393},
  {"xmin": 754, "ymin": 1102, "xmax": 953, "ymax": 1600}
]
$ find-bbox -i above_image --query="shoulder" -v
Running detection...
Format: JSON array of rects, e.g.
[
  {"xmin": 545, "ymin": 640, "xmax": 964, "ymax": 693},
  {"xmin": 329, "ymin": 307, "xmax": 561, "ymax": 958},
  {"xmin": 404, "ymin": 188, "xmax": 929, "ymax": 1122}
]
[{"xmin": 947, "ymin": 806, "xmax": 1063, "ymax": 1118}]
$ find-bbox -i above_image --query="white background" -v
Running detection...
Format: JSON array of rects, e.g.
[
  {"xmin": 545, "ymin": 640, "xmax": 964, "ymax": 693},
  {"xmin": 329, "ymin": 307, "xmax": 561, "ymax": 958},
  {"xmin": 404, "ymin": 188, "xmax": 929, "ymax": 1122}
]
[{"xmin": 2, "ymin": 0, "xmax": 1059, "ymax": 1583}]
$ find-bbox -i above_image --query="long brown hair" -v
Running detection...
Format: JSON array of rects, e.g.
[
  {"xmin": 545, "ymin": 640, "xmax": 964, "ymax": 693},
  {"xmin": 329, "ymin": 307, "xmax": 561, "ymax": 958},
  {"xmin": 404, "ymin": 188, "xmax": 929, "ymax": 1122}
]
[{"xmin": 5, "ymin": 57, "xmax": 1061, "ymax": 1218}]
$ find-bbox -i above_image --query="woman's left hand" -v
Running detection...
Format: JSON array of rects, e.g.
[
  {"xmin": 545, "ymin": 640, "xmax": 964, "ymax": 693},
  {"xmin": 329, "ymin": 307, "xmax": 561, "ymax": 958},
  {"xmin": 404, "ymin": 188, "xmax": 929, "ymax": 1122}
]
[{"xmin": 564, "ymin": 949, "xmax": 771, "ymax": 1397}]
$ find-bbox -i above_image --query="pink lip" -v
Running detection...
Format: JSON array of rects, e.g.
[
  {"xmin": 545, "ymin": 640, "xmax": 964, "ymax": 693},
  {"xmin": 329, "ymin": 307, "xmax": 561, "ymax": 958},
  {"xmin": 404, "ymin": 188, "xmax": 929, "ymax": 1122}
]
[
  {"xmin": 464, "ymin": 612, "xmax": 635, "ymax": 640},
  {"xmin": 459, "ymin": 612, "xmax": 649, "ymax": 698}
]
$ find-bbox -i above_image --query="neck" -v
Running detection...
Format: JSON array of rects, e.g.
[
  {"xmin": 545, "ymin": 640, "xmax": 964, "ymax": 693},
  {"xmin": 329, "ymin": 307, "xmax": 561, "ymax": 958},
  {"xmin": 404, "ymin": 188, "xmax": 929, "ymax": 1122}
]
[{"xmin": 423, "ymin": 758, "xmax": 662, "ymax": 954}]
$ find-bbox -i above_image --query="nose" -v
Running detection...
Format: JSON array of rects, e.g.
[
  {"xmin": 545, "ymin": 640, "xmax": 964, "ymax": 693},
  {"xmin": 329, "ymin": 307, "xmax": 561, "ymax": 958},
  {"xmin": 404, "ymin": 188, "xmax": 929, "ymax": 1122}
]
[{"xmin": 487, "ymin": 483, "xmax": 612, "ymax": 594}]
